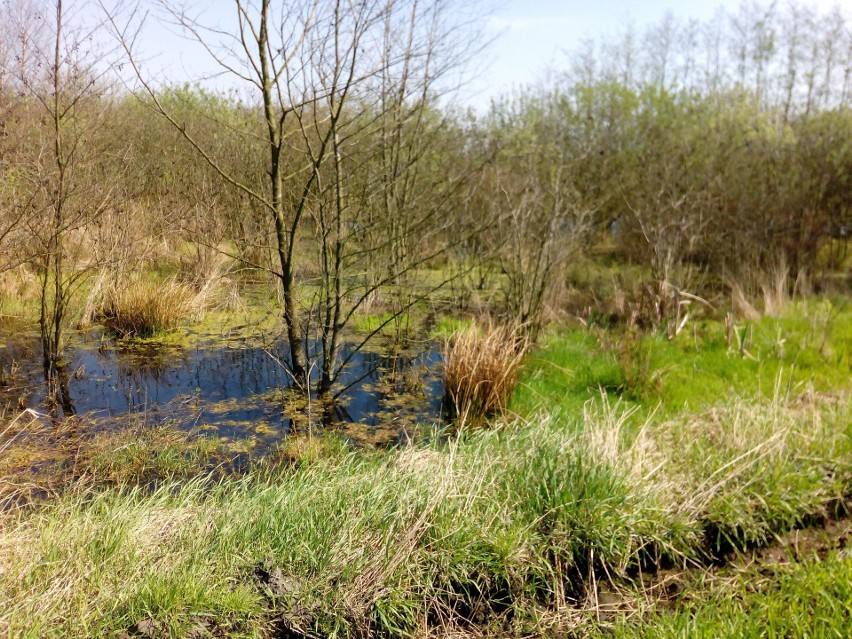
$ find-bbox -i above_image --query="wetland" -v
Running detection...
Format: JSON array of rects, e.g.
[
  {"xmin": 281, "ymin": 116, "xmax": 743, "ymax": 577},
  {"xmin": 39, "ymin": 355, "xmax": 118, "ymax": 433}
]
[{"xmin": 0, "ymin": 301, "xmax": 447, "ymax": 454}]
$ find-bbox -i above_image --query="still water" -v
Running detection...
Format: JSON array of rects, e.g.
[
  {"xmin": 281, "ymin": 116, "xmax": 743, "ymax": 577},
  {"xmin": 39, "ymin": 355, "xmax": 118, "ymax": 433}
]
[{"xmin": 0, "ymin": 320, "xmax": 444, "ymax": 451}]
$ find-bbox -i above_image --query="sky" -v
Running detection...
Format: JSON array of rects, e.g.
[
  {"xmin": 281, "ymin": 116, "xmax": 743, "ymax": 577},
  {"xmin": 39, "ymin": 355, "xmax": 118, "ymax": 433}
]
[
  {"xmin": 118, "ymin": 0, "xmax": 847, "ymax": 111},
  {"xmin": 470, "ymin": 0, "xmax": 847, "ymax": 109}
]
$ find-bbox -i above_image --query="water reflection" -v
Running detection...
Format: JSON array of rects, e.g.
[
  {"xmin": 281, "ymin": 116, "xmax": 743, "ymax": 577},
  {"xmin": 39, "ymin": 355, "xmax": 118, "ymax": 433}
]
[{"xmin": 0, "ymin": 324, "xmax": 444, "ymax": 451}]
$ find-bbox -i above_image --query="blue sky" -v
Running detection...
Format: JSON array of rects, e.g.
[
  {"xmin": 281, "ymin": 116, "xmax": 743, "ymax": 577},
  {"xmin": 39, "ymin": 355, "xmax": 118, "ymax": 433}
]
[
  {"xmin": 470, "ymin": 0, "xmax": 845, "ymax": 108},
  {"xmin": 124, "ymin": 0, "xmax": 846, "ymax": 110}
]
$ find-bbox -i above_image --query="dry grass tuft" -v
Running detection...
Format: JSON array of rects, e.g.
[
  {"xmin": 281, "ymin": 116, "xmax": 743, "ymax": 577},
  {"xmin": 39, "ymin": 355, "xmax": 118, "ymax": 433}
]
[
  {"xmin": 728, "ymin": 279, "xmax": 761, "ymax": 321},
  {"xmin": 98, "ymin": 277, "xmax": 199, "ymax": 338},
  {"xmin": 443, "ymin": 324, "xmax": 526, "ymax": 427},
  {"xmin": 178, "ymin": 248, "xmax": 233, "ymax": 312},
  {"xmin": 726, "ymin": 264, "xmax": 791, "ymax": 322},
  {"xmin": 762, "ymin": 263, "xmax": 790, "ymax": 317}
]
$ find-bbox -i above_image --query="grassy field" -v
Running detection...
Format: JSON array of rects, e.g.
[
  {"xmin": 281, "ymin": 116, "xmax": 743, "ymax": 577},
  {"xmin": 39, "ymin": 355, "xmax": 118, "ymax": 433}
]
[
  {"xmin": 609, "ymin": 550, "xmax": 852, "ymax": 638},
  {"xmin": 512, "ymin": 298, "xmax": 850, "ymax": 418},
  {"xmin": 0, "ymin": 300, "xmax": 849, "ymax": 638}
]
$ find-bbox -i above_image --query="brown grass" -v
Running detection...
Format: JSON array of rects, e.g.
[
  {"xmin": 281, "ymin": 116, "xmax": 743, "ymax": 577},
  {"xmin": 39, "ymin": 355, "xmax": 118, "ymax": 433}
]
[
  {"xmin": 0, "ymin": 265, "xmax": 38, "ymax": 317},
  {"xmin": 762, "ymin": 264, "xmax": 789, "ymax": 317},
  {"xmin": 726, "ymin": 261, "xmax": 790, "ymax": 320},
  {"xmin": 98, "ymin": 277, "xmax": 199, "ymax": 338},
  {"xmin": 442, "ymin": 324, "xmax": 526, "ymax": 427},
  {"xmin": 729, "ymin": 280, "xmax": 761, "ymax": 321}
]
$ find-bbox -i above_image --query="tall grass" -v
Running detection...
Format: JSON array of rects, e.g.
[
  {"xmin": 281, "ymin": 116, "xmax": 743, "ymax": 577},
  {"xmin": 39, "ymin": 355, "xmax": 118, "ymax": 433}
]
[
  {"xmin": 1, "ymin": 390, "xmax": 847, "ymax": 638},
  {"xmin": 762, "ymin": 264, "xmax": 790, "ymax": 317},
  {"xmin": 0, "ymin": 265, "xmax": 38, "ymax": 317},
  {"xmin": 98, "ymin": 278, "xmax": 201, "ymax": 338},
  {"xmin": 442, "ymin": 324, "xmax": 526, "ymax": 426}
]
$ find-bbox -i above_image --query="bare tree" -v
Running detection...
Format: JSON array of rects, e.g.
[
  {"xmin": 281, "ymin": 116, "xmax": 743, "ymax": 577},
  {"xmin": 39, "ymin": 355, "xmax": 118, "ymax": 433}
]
[
  {"xmin": 3, "ymin": 0, "xmax": 127, "ymax": 408},
  {"xmin": 481, "ymin": 91, "xmax": 597, "ymax": 340},
  {"xmin": 109, "ymin": 0, "xmax": 483, "ymax": 398}
]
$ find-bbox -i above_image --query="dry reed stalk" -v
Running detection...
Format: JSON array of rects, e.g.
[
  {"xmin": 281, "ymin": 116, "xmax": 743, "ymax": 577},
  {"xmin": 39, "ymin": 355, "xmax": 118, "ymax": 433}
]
[
  {"xmin": 728, "ymin": 280, "xmax": 761, "ymax": 321},
  {"xmin": 77, "ymin": 269, "xmax": 110, "ymax": 329},
  {"xmin": 443, "ymin": 323, "xmax": 526, "ymax": 427},
  {"xmin": 181, "ymin": 250, "xmax": 232, "ymax": 313}
]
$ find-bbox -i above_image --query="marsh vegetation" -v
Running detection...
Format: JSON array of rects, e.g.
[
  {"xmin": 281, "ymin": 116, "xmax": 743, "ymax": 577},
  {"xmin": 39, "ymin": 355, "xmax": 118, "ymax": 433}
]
[{"xmin": 0, "ymin": 0, "xmax": 850, "ymax": 637}]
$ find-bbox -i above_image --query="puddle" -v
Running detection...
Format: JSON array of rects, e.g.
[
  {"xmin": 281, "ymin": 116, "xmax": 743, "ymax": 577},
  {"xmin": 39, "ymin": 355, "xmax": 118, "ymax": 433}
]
[{"xmin": 0, "ymin": 317, "xmax": 445, "ymax": 452}]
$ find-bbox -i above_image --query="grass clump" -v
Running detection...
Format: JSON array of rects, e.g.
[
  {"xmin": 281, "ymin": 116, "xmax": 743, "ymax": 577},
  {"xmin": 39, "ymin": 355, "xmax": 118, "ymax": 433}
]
[
  {"xmin": 81, "ymin": 425, "xmax": 226, "ymax": 484},
  {"xmin": 657, "ymin": 389, "xmax": 851, "ymax": 551},
  {"xmin": 98, "ymin": 277, "xmax": 200, "ymax": 338},
  {"xmin": 443, "ymin": 324, "xmax": 526, "ymax": 426},
  {"xmin": 264, "ymin": 431, "xmax": 350, "ymax": 466}
]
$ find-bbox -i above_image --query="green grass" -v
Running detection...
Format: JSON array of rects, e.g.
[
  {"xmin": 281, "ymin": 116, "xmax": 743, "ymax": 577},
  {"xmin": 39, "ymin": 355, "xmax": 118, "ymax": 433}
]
[
  {"xmin": 608, "ymin": 552, "xmax": 852, "ymax": 638},
  {"xmin": 512, "ymin": 299, "xmax": 850, "ymax": 419},
  {"xmin": 430, "ymin": 314, "xmax": 473, "ymax": 339},
  {"xmin": 81, "ymin": 425, "xmax": 226, "ymax": 483},
  {"xmin": 1, "ymin": 388, "xmax": 848, "ymax": 637},
  {"xmin": 348, "ymin": 310, "xmax": 406, "ymax": 335},
  {"xmin": 511, "ymin": 329, "xmax": 622, "ymax": 416}
]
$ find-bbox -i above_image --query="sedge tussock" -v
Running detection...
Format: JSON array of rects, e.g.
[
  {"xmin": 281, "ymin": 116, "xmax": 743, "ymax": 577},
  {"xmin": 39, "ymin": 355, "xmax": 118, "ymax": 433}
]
[
  {"xmin": 443, "ymin": 323, "xmax": 527, "ymax": 426},
  {"xmin": 98, "ymin": 277, "xmax": 205, "ymax": 338},
  {"xmin": 100, "ymin": 278, "xmax": 190, "ymax": 337}
]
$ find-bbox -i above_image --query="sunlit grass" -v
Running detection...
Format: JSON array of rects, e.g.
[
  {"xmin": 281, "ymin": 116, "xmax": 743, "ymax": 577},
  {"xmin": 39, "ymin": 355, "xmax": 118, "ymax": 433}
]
[
  {"xmin": 443, "ymin": 324, "xmax": 526, "ymax": 426},
  {"xmin": 607, "ymin": 552, "xmax": 852, "ymax": 638},
  {"xmin": 98, "ymin": 278, "xmax": 200, "ymax": 338},
  {"xmin": 512, "ymin": 299, "xmax": 850, "ymax": 420},
  {"xmin": 1, "ymin": 388, "xmax": 848, "ymax": 637}
]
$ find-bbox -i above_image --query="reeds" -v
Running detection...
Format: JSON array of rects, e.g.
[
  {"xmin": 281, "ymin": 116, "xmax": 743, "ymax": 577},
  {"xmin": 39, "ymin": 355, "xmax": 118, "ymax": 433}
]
[
  {"xmin": 0, "ymin": 265, "xmax": 37, "ymax": 317},
  {"xmin": 762, "ymin": 264, "xmax": 789, "ymax": 317},
  {"xmin": 725, "ymin": 260, "xmax": 791, "ymax": 321},
  {"xmin": 442, "ymin": 323, "xmax": 526, "ymax": 426}
]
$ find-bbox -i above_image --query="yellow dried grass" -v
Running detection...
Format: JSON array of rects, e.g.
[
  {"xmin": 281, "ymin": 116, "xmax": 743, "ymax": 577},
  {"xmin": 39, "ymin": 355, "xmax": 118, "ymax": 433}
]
[
  {"xmin": 99, "ymin": 277, "xmax": 198, "ymax": 338},
  {"xmin": 442, "ymin": 323, "xmax": 526, "ymax": 427}
]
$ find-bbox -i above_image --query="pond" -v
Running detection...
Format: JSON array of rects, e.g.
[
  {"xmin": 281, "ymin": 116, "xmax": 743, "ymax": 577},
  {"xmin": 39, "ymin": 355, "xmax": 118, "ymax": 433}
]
[{"xmin": 0, "ymin": 317, "xmax": 445, "ymax": 453}]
